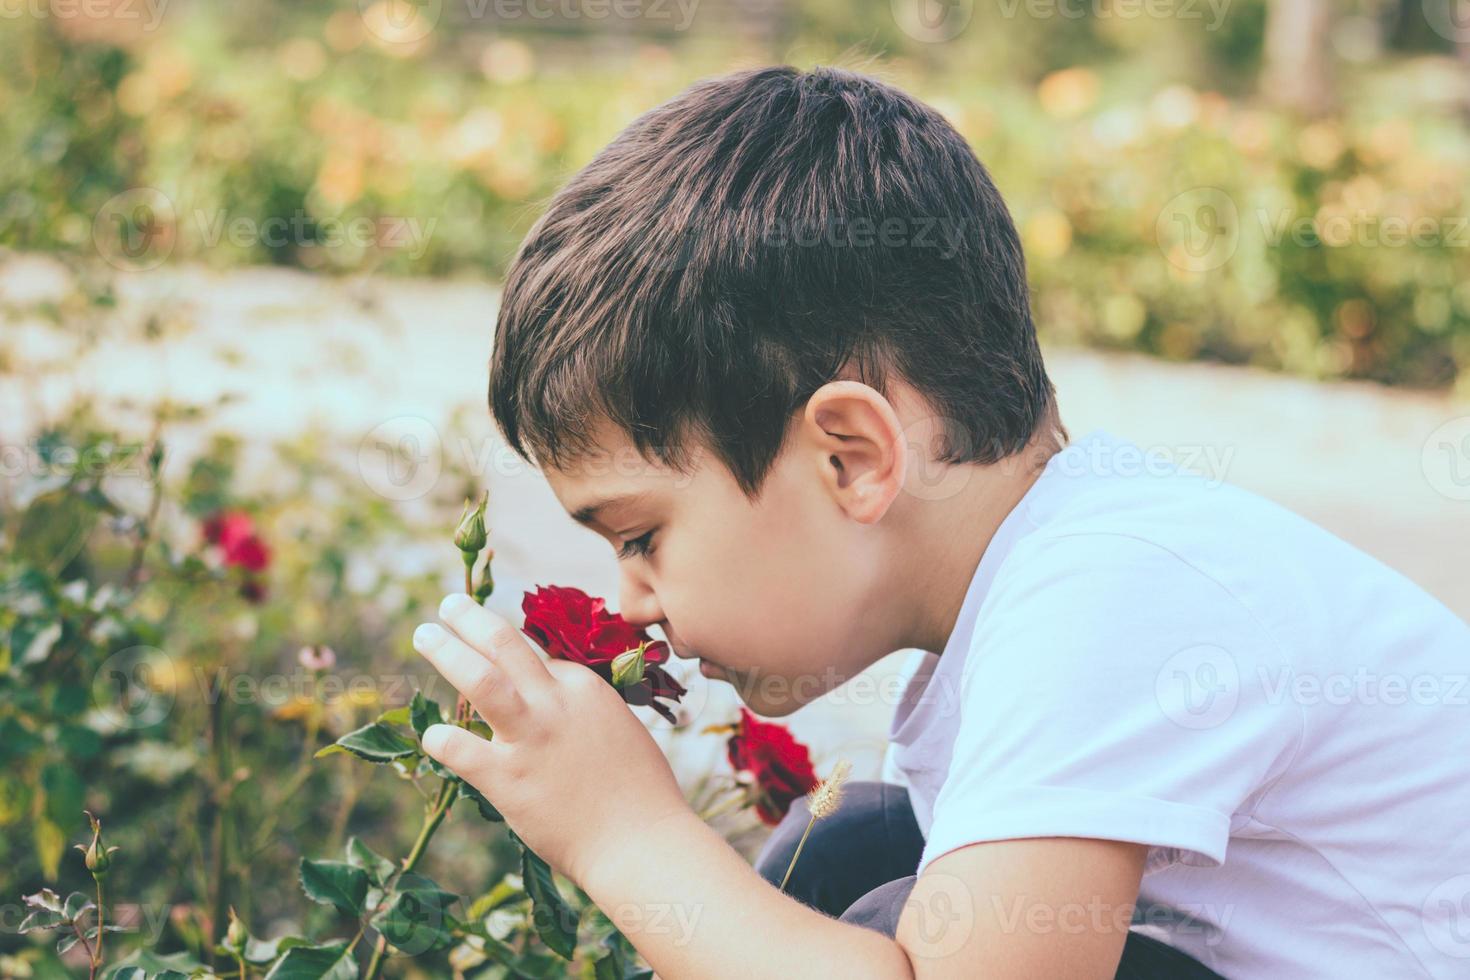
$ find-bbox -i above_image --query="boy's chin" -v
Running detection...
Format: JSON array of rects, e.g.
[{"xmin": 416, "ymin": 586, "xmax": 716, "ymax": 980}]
[{"xmin": 722, "ymin": 674, "xmax": 811, "ymax": 718}]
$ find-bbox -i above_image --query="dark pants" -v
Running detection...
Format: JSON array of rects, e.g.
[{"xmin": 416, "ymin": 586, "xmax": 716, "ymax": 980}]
[{"xmin": 754, "ymin": 781, "xmax": 1225, "ymax": 979}]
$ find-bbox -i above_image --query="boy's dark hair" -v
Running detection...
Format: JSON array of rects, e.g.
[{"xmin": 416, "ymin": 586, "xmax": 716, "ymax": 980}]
[{"xmin": 491, "ymin": 65, "xmax": 1060, "ymax": 499}]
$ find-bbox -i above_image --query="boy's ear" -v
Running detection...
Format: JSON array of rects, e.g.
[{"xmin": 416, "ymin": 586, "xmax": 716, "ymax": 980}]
[{"xmin": 801, "ymin": 380, "xmax": 908, "ymax": 525}]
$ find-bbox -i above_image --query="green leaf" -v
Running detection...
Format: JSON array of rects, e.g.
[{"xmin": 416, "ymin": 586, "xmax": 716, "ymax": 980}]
[
  {"xmin": 59, "ymin": 724, "xmax": 102, "ymax": 759},
  {"xmin": 14, "ymin": 488, "xmax": 98, "ymax": 573},
  {"xmin": 245, "ymin": 934, "xmax": 292, "ymax": 964},
  {"xmin": 410, "ymin": 689, "xmax": 443, "ymax": 737},
  {"xmin": 18, "ymin": 909, "xmax": 64, "ymax": 932},
  {"xmin": 457, "ymin": 780, "xmax": 504, "ymax": 822},
  {"xmin": 375, "ymin": 706, "xmax": 411, "ymax": 726},
  {"xmin": 520, "ymin": 847, "xmax": 578, "ymax": 959},
  {"xmin": 262, "ymin": 941, "xmax": 359, "ymax": 980},
  {"xmin": 299, "ymin": 859, "xmax": 370, "ymax": 916},
  {"xmin": 33, "ymin": 816, "xmax": 65, "ymax": 879},
  {"xmin": 372, "ymin": 877, "xmax": 459, "ymax": 956},
  {"xmin": 316, "ymin": 723, "xmax": 417, "ymax": 762},
  {"xmin": 465, "ymin": 875, "xmax": 525, "ymax": 920},
  {"xmin": 56, "ymin": 932, "xmax": 79, "ymax": 955},
  {"xmin": 40, "ymin": 762, "xmax": 83, "ymax": 827},
  {"xmin": 62, "ymin": 891, "xmax": 94, "ymax": 919},
  {"xmin": 102, "ymin": 949, "xmax": 206, "ymax": 979},
  {"xmin": 17, "ymin": 620, "xmax": 63, "ymax": 666},
  {"xmin": 344, "ymin": 837, "xmax": 396, "ymax": 887}
]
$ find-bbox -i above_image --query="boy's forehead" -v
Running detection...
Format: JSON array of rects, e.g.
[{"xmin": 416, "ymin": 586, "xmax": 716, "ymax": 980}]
[{"xmin": 540, "ymin": 431, "xmax": 687, "ymax": 516}]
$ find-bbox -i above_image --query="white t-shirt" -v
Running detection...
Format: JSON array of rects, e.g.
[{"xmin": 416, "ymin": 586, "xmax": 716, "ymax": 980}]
[{"xmin": 882, "ymin": 429, "xmax": 1470, "ymax": 979}]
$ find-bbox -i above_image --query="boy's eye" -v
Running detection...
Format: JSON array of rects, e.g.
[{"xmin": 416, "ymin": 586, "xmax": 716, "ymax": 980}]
[{"xmin": 617, "ymin": 529, "xmax": 656, "ymax": 560}]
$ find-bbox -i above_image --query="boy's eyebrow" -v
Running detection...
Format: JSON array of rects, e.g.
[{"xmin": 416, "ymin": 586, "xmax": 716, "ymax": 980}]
[{"xmin": 569, "ymin": 491, "xmax": 654, "ymax": 529}]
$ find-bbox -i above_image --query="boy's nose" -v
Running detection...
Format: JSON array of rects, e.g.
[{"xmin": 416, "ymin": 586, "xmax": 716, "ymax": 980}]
[{"xmin": 617, "ymin": 577, "xmax": 663, "ymax": 630}]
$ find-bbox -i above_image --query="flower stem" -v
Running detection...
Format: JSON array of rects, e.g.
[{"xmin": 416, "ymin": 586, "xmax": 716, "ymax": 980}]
[
  {"xmin": 696, "ymin": 788, "xmax": 748, "ymax": 823},
  {"xmin": 777, "ymin": 813, "xmax": 819, "ymax": 893},
  {"xmin": 361, "ymin": 777, "xmax": 461, "ymax": 980},
  {"xmin": 93, "ymin": 876, "xmax": 106, "ymax": 969}
]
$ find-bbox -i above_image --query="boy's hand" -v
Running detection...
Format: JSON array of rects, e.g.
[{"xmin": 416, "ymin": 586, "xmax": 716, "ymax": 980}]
[{"xmin": 412, "ymin": 593, "xmax": 691, "ymax": 887}]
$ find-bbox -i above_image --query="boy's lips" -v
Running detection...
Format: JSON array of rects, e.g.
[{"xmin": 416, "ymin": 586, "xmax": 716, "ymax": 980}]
[{"xmin": 661, "ymin": 628, "xmax": 729, "ymax": 680}]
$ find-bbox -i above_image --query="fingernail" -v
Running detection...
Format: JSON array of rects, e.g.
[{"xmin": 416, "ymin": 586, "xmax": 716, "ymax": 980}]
[
  {"xmin": 422, "ymin": 724, "xmax": 450, "ymax": 756},
  {"xmin": 439, "ymin": 592, "xmax": 475, "ymax": 621},
  {"xmin": 413, "ymin": 622, "xmax": 448, "ymax": 654}
]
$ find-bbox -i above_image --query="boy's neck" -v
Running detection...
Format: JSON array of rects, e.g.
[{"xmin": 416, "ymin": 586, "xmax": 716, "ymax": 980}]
[{"xmin": 899, "ymin": 428, "xmax": 1062, "ymax": 657}]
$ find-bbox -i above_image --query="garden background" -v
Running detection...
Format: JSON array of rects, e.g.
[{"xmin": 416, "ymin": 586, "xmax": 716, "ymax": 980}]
[{"xmin": 2, "ymin": 0, "xmax": 1469, "ymax": 976}]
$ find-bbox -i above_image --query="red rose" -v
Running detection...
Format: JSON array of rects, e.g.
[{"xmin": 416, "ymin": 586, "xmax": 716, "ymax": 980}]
[
  {"xmin": 202, "ymin": 510, "xmax": 272, "ymax": 573},
  {"xmin": 520, "ymin": 584, "xmax": 687, "ymax": 724},
  {"xmin": 725, "ymin": 707, "xmax": 819, "ymax": 826},
  {"xmin": 202, "ymin": 510, "xmax": 271, "ymax": 602}
]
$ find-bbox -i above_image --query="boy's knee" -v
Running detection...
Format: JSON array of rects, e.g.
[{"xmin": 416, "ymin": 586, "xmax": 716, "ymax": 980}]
[{"xmin": 838, "ymin": 875, "xmax": 917, "ymax": 939}]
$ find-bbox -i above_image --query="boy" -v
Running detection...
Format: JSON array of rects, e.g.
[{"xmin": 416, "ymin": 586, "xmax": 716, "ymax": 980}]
[{"xmin": 411, "ymin": 66, "xmax": 1470, "ymax": 978}]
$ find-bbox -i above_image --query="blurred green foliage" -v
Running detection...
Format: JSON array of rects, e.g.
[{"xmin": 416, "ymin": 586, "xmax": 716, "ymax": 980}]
[{"xmin": 0, "ymin": 1, "xmax": 1467, "ymax": 390}]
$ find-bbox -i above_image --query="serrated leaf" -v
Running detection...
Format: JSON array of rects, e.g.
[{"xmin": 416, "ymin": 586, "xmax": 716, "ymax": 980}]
[
  {"xmin": 63, "ymin": 891, "xmax": 95, "ymax": 919},
  {"xmin": 457, "ymin": 780, "xmax": 504, "ymax": 822},
  {"xmin": 299, "ymin": 859, "xmax": 370, "ymax": 916},
  {"xmin": 520, "ymin": 848, "xmax": 578, "ymax": 959},
  {"xmin": 409, "ymin": 690, "xmax": 444, "ymax": 737},
  {"xmin": 320, "ymin": 723, "xmax": 417, "ymax": 763},
  {"xmin": 23, "ymin": 887, "xmax": 64, "ymax": 914},
  {"xmin": 372, "ymin": 882, "xmax": 458, "ymax": 956},
  {"xmin": 375, "ymin": 706, "xmax": 411, "ymax": 726},
  {"xmin": 344, "ymin": 837, "xmax": 396, "ymax": 887},
  {"xmin": 262, "ymin": 941, "xmax": 359, "ymax": 980},
  {"xmin": 19, "ymin": 909, "xmax": 64, "ymax": 932}
]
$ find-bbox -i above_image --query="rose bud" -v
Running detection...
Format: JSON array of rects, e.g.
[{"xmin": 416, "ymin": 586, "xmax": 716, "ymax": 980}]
[
  {"xmin": 225, "ymin": 907, "xmax": 248, "ymax": 952},
  {"xmin": 611, "ymin": 641, "xmax": 650, "ymax": 690},
  {"xmin": 74, "ymin": 810, "xmax": 120, "ymax": 878},
  {"xmin": 453, "ymin": 490, "xmax": 489, "ymax": 558}
]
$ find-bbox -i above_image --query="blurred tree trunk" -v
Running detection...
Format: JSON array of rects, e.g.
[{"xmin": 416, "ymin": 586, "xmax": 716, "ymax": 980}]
[{"xmin": 1261, "ymin": 0, "xmax": 1336, "ymax": 116}]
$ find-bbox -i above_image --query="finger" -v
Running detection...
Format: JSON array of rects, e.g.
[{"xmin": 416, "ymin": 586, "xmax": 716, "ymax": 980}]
[
  {"xmin": 421, "ymin": 723, "xmax": 506, "ymax": 794},
  {"xmin": 437, "ymin": 594, "xmax": 554, "ymax": 699},
  {"xmin": 413, "ymin": 622, "xmax": 533, "ymax": 740}
]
